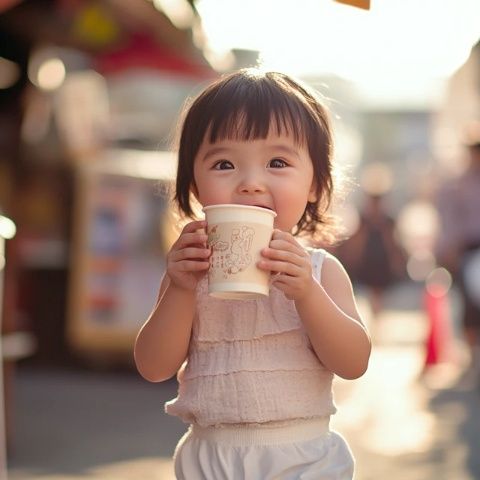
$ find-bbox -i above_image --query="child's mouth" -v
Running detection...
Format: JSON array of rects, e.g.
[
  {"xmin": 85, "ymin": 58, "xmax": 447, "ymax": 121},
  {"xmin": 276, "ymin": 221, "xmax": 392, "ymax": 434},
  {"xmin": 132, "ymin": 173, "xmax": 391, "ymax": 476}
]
[{"xmin": 253, "ymin": 204, "xmax": 274, "ymax": 211}]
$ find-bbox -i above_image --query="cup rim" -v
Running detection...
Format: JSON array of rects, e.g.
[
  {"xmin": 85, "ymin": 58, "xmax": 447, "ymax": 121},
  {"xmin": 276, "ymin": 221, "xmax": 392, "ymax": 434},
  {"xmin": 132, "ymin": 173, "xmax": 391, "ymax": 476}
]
[{"xmin": 202, "ymin": 203, "xmax": 277, "ymax": 217}]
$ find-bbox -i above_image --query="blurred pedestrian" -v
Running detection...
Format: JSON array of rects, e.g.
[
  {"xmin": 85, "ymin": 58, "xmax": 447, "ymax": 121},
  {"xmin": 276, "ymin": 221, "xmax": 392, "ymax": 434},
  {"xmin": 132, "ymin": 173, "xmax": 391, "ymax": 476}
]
[
  {"xmin": 355, "ymin": 194, "xmax": 404, "ymax": 317},
  {"xmin": 435, "ymin": 121, "xmax": 480, "ymax": 373},
  {"xmin": 134, "ymin": 69, "xmax": 371, "ymax": 479},
  {"xmin": 337, "ymin": 166, "xmax": 406, "ymax": 321}
]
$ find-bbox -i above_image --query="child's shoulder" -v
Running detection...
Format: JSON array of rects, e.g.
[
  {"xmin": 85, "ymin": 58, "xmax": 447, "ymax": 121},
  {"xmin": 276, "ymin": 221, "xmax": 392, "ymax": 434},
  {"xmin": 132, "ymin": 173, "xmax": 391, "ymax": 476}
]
[
  {"xmin": 304, "ymin": 246, "xmax": 348, "ymax": 277},
  {"xmin": 304, "ymin": 246, "xmax": 334, "ymax": 261}
]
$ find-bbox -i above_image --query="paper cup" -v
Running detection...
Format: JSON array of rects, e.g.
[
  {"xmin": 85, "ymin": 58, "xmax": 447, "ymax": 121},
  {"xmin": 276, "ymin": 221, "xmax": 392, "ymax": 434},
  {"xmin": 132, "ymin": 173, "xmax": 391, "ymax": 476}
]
[{"xmin": 203, "ymin": 204, "xmax": 276, "ymax": 299}]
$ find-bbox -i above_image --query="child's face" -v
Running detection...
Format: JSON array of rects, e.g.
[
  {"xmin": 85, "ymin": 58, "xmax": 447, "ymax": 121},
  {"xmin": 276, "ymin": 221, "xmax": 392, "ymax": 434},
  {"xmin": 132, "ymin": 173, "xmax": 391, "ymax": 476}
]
[{"xmin": 192, "ymin": 130, "xmax": 317, "ymax": 232}]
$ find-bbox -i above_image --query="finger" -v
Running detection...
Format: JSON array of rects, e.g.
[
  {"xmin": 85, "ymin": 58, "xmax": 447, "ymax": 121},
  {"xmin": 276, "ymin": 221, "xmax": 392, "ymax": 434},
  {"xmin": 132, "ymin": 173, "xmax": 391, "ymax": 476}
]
[
  {"xmin": 269, "ymin": 234, "xmax": 307, "ymax": 255},
  {"xmin": 272, "ymin": 274, "xmax": 305, "ymax": 296},
  {"xmin": 174, "ymin": 231, "xmax": 209, "ymax": 250},
  {"xmin": 262, "ymin": 246, "xmax": 307, "ymax": 267},
  {"xmin": 271, "ymin": 274, "xmax": 297, "ymax": 297},
  {"xmin": 182, "ymin": 220, "xmax": 207, "ymax": 234},
  {"xmin": 271, "ymin": 274, "xmax": 294, "ymax": 288},
  {"xmin": 170, "ymin": 246, "xmax": 210, "ymax": 262},
  {"xmin": 258, "ymin": 259, "xmax": 303, "ymax": 276},
  {"xmin": 175, "ymin": 259, "xmax": 210, "ymax": 272},
  {"xmin": 267, "ymin": 239, "xmax": 303, "ymax": 253},
  {"xmin": 271, "ymin": 229, "xmax": 302, "ymax": 246}
]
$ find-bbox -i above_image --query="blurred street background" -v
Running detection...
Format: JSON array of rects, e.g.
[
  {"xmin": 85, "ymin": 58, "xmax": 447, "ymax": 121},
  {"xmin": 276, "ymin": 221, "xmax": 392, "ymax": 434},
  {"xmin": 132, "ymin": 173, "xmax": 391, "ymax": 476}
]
[
  {"xmin": 5, "ymin": 283, "xmax": 480, "ymax": 480},
  {"xmin": 1, "ymin": 0, "xmax": 480, "ymax": 479}
]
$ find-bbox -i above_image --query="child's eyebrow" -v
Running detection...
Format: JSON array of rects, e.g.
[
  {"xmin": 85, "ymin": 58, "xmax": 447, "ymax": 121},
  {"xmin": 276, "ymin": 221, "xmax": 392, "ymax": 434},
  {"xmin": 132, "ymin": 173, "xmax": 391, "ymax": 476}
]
[
  {"xmin": 200, "ymin": 146, "xmax": 231, "ymax": 161},
  {"xmin": 200, "ymin": 144, "xmax": 303, "ymax": 162},
  {"xmin": 268, "ymin": 145, "xmax": 300, "ymax": 156}
]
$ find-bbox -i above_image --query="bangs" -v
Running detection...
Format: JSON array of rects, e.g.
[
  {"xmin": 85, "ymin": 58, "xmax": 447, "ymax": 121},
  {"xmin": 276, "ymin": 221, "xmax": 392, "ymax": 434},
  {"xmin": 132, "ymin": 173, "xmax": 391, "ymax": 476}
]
[{"xmin": 204, "ymin": 76, "xmax": 313, "ymax": 146}]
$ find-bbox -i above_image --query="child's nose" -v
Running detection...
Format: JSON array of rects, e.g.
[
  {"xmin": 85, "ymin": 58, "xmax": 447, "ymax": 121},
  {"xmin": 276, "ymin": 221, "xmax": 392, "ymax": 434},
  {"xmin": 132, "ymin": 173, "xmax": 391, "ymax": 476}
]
[{"xmin": 238, "ymin": 178, "xmax": 266, "ymax": 193}]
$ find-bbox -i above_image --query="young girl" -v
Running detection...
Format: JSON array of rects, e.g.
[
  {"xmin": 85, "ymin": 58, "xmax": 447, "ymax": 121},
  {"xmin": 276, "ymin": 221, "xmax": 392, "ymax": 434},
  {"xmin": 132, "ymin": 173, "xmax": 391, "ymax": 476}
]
[{"xmin": 134, "ymin": 69, "xmax": 371, "ymax": 480}]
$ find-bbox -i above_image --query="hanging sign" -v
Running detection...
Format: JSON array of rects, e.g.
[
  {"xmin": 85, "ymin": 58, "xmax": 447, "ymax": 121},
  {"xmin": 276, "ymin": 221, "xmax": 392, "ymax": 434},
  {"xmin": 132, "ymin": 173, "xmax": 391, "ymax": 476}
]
[{"xmin": 334, "ymin": 0, "xmax": 370, "ymax": 10}]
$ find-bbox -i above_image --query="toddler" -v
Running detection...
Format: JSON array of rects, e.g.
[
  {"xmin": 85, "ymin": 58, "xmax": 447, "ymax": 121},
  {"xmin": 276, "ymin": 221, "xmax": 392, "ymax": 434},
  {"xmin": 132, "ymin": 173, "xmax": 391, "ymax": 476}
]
[{"xmin": 135, "ymin": 68, "xmax": 371, "ymax": 479}]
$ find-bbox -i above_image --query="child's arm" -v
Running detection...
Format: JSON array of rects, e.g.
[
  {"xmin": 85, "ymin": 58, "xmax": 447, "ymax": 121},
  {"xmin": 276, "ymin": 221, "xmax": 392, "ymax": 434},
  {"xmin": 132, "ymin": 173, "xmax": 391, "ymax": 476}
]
[
  {"xmin": 295, "ymin": 254, "xmax": 371, "ymax": 379},
  {"xmin": 258, "ymin": 230, "xmax": 371, "ymax": 380},
  {"xmin": 134, "ymin": 220, "xmax": 210, "ymax": 382}
]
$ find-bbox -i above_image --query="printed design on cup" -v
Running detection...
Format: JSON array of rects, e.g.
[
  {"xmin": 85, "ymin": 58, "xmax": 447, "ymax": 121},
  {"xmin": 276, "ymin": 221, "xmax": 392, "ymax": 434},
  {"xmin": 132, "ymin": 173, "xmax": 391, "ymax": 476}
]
[{"xmin": 208, "ymin": 224, "xmax": 255, "ymax": 276}]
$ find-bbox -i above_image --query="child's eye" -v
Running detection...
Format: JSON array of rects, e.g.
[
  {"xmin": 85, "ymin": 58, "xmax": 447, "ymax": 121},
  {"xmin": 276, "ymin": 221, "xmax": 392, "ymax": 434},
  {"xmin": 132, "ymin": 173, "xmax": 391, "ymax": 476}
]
[
  {"xmin": 212, "ymin": 160, "xmax": 234, "ymax": 170},
  {"xmin": 268, "ymin": 158, "xmax": 288, "ymax": 168}
]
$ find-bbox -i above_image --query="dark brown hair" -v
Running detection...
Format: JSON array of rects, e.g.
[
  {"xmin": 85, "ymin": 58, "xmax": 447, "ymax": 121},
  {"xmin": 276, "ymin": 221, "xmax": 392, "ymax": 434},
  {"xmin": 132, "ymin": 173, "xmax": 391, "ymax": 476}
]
[{"xmin": 174, "ymin": 68, "xmax": 337, "ymax": 242}]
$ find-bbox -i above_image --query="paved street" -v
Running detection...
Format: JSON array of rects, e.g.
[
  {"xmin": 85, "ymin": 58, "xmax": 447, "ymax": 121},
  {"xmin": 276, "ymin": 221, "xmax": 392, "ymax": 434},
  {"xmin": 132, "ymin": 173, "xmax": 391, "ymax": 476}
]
[{"xmin": 6, "ymin": 283, "xmax": 480, "ymax": 480}]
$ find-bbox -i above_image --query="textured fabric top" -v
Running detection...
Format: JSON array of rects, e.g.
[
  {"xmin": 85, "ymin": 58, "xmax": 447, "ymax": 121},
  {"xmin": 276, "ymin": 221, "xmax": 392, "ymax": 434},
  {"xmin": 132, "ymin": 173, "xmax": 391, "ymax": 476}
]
[{"xmin": 165, "ymin": 248, "xmax": 336, "ymax": 427}]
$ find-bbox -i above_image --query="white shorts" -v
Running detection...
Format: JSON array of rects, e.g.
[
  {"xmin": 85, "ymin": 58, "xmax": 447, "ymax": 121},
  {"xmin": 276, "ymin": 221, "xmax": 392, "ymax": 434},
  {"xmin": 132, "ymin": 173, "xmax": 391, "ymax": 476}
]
[{"xmin": 173, "ymin": 417, "xmax": 355, "ymax": 480}]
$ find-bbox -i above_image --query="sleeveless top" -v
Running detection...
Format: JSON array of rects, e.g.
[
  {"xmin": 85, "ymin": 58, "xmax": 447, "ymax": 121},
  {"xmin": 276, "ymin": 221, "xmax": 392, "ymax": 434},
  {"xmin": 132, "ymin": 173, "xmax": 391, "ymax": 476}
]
[{"xmin": 165, "ymin": 248, "xmax": 336, "ymax": 427}]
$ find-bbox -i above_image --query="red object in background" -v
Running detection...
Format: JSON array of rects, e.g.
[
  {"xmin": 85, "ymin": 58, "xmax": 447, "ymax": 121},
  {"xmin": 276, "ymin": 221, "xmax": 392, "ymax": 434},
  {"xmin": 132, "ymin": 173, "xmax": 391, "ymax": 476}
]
[
  {"xmin": 424, "ymin": 284, "xmax": 452, "ymax": 366},
  {"xmin": 94, "ymin": 32, "xmax": 215, "ymax": 79}
]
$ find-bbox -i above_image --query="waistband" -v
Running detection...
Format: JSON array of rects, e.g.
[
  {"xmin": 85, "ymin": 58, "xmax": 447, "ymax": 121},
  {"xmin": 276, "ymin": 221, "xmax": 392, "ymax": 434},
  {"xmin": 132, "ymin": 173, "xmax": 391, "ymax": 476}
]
[{"xmin": 190, "ymin": 417, "xmax": 330, "ymax": 446}]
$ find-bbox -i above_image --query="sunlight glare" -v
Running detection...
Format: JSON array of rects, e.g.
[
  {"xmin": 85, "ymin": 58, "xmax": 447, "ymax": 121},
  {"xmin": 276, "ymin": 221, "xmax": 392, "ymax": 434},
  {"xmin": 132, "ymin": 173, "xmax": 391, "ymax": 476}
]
[
  {"xmin": 153, "ymin": 0, "xmax": 195, "ymax": 29},
  {"xmin": 36, "ymin": 58, "xmax": 66, "ymax": 91},
  {"xmin": 0, "ymin": 215, "xmax": 16, "ymax": 240},
  {"xmin": 196, "ymin": 0, "xmax": 480, "ymax": 106}
]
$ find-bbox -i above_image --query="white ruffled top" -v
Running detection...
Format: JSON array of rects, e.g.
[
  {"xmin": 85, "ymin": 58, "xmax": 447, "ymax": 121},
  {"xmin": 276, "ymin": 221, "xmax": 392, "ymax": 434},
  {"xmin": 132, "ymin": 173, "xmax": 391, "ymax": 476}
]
[{"xmin": 165, "ymin": 248, "xmax": 336, "ymax": 427}]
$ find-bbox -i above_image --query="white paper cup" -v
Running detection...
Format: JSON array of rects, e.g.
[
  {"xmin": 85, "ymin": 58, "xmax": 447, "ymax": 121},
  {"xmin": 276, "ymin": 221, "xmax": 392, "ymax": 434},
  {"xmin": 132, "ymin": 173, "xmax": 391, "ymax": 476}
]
[{"xmin": 203, "ymin": 204, "xmax": 276, "ymax": 299}]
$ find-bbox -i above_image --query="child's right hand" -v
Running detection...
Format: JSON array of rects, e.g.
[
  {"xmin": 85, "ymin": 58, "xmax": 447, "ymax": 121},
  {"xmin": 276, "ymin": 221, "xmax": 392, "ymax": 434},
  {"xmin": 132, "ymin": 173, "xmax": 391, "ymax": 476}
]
[{"xmin": 166, "ymin": 220, "xmax": 210, "ymax": 292}]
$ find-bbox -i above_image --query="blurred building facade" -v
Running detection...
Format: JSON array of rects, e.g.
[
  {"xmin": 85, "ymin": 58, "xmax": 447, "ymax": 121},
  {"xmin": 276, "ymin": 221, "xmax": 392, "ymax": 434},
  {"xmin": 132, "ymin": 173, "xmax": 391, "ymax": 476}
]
[
  {"xmin": 0, "ymin": 0, "xmax": 217, "ymax": 375},
  {"xmin": 432, "ymin": 40, "xmax": 480, "ymax": 176}
]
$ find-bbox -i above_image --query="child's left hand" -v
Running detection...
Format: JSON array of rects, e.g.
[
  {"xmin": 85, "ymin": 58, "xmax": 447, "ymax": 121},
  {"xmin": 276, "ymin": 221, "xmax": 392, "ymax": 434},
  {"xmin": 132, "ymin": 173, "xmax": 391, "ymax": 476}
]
[{"xmin": 257, "ymin": 230, "xmax": 315, "ymax": 301}]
